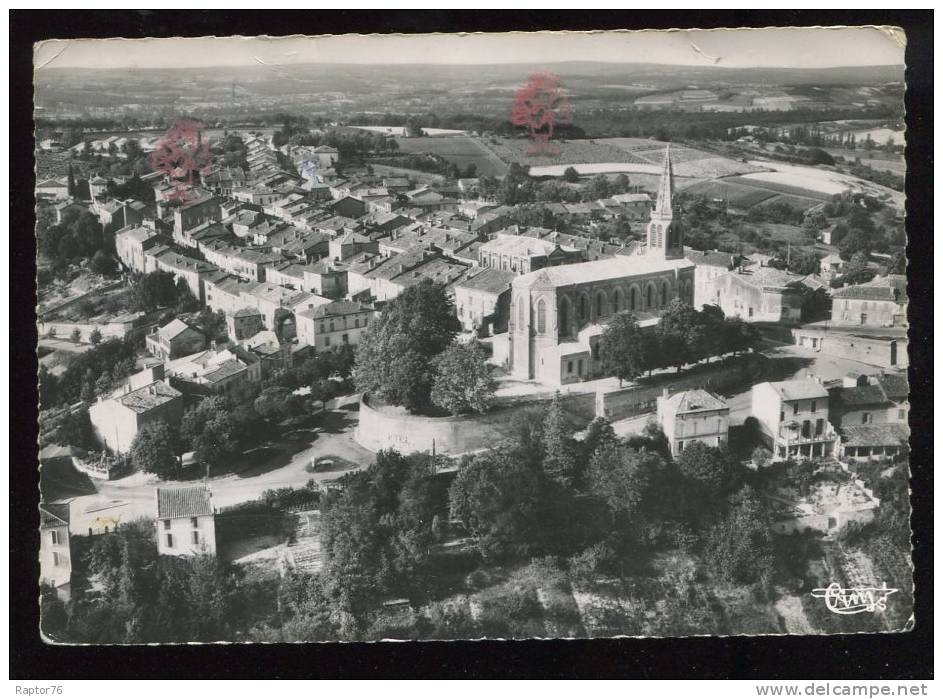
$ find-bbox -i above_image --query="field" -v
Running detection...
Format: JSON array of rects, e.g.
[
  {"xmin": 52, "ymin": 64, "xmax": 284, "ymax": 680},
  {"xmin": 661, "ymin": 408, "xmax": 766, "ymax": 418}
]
[
  {"xmin": 393, "ymin": 135, "xmax": 508, "ymax": 176},
  {"xmin": 683, "ymin": 180, "xmax": 779, "ymax": 210},
  {"xmin": 484, "ymin": 137, "xmax": 765, "ymax": 180},
  {"xmin": 733, "ymin": 172, "xmax": 845, "ymax": 199}
]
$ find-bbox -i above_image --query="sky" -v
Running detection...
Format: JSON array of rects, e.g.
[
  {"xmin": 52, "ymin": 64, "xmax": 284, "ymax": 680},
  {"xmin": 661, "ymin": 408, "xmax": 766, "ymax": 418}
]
[{"xmin": 34, "ymin": 27, "xmax": 906, "ymax": 72}]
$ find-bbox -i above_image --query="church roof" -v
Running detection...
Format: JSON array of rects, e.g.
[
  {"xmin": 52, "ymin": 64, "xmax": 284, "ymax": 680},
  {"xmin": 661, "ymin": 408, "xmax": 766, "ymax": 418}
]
[{"xmin": 512, "ymin": 253, "xmax": 693, "ymax": 290}]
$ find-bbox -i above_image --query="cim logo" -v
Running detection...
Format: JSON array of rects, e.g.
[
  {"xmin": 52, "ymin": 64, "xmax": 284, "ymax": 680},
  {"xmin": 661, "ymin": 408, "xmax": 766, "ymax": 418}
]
[{"xmin": 810, "ymin": 582, "xmax": 898, "ymax": 615}]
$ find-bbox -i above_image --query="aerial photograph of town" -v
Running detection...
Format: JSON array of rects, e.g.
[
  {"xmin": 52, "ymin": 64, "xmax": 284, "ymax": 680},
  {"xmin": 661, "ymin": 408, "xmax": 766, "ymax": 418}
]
[{"xmin": 32, "ymin": 27, "xmax": 912, "ymax": 644}]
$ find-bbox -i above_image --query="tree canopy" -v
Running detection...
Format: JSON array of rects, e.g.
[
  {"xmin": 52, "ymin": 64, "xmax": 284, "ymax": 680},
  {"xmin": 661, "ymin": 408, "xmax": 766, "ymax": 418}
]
[
  {"xmin": 354, "ymin": 281, "xmax": 461, "ymax": 413},
  {"xmin": 430, "ymin": 341, "xmax": 497, "ymax": 416}
]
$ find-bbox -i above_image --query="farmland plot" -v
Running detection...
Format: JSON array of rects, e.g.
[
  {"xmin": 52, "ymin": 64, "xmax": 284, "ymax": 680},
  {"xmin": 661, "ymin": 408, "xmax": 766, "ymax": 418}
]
[{"xmin": 393, "ymin": 135, "xmax": 508, "ymax": 176}]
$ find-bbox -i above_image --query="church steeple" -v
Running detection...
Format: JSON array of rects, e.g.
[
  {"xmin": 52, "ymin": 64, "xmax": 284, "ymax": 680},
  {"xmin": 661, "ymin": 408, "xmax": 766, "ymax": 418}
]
[
  {"xmin": 646, "ymin": 145, "xmax": 683, "ymax": 260},
  {"xmin": 654, "ymin": 145, "xmax": 674, "ymax": 216}
]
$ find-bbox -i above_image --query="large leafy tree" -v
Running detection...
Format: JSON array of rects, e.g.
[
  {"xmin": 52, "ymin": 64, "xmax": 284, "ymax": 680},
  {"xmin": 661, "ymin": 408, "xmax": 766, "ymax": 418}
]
[
  {"xmin": 656, "ymin": 299, "xmax": 707, "ymax": 371},
  {"xmin": 674, "ymin": 442, "xmax": 741, "ymax": 525},
  {"xmin": 704, "ymin": 486, "xmax": 775, "ymax": 587},
  {"xmin": 430, "ymin": 341, "xmax": 497, "ymax": 416},
  {"xmin": 598, "ymin": 312, "xmax": 646, "ymax": 386},
  {"xmin": 179, "ymin": 396, "xmax": 238, "ymax": 473},
  {"xmin": 132, "ymin": 270, "xmax": 179, "ymax": 311},
  {"xmin": 320, "ymin": 450, "xmax": 438, "ymax": 626},
  {"xmin": 541, "ymin": 393, "xmax": 579, "ymax": 489},
  {"xmin": 448, "ymin": 448, "xmax": 549, "ymax": 561},
  {"xmin": 354, "ymin": 280, "xmax": 460, "ymax": 413},
  {"xmin": 586, "ymin": 443, "xmax": 676, "ymax": 548},
  {"xmin": 129, "ymin": 419, "xmax": 180, "ymax": 479}
]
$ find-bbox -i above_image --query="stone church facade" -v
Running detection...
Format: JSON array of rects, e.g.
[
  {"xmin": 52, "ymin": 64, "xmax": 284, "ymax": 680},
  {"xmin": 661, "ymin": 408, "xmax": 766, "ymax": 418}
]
[{"xmin": 508, "ymin": 147, "xmax": 695, "ymax": 386}]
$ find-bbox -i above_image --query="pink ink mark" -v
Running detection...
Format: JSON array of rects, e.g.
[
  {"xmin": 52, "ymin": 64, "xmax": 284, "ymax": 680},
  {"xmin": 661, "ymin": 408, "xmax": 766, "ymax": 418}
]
[
  {"xmin": 150, "ymin": 119, "xmax": 213, "ymax": 203},
  {"xmin": 510, "ymin": 72, "xmax": 574, "ymax": 157}
]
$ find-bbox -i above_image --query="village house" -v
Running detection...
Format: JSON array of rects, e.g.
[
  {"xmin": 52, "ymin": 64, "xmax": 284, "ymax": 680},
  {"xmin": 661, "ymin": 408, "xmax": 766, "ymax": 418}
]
[
  {"xmin": 172, "ymin": 193, "xmax": 221, "ymax": 239},
  {"xmin": 453, "ymin": 268, "xmax": 515, "ymax": 334},
  {"xmin": 830, "ymin": 275, "xmax": 908, "ymax": 327},
  {"xmin": 684, "ymin": 249, "xmax": 737, "ymax": 309},
  {"xmin": 714, "ymin": 265, "xmax": 808, "ymax": 323},
  {"xmin": 145, "ymin": 247, "xmax": 226, "ymax": 304},
  {"xmin": 478, "ymin": 232, "xmax": 583, "ymax": 275},
  {"xmin": 88, "ymin": 375, "xmax": 184, "ymax": 454},
  {"xmin": 302, "ymin": 260, "xmax": 348, "ymax": 298},
  {"xmin": 825, "ymin": 372, "xmax": 909, "ymax": 462},
  {"xmin": 156, "ymin": 485, "xmax": 217, "ymax": 557},
  {"xmin": 295, "ymin": 299, "xmax": 376, "ymax": 351},
  {"xmin": 200, "ymin": 240, "xmax": 283, "ymax": 283},
  {"xmin": 115, "ymin": 224, "xmax": 163, "ymax": 273},
  {"xmin": 329, "ymin": 231, "xmax": 379, "ymax": 261},
  {"xmin": 166, "ymin": 346, "xmax": 260, "ymax": 396},
  {"xmin": 657, "ymin": 389, "xmax": 730, "ymax": 457},
  {"xmin": 40, "ymin": 503, "xmax": 72, "ymax": 601},
  {"xmin": 35, "ymin": 177, "xmax": 71, "ymax": 201},
  {"xmin": 751, "ymin": 379, "xmax": 838, "ymax": 461},
  {"xmin": 145, "ymin": 318, "xmax": 207, "ymax": 360},
  {"xmin": 226, "ymin": 307, "xmax": 265, "ymax": 342}
]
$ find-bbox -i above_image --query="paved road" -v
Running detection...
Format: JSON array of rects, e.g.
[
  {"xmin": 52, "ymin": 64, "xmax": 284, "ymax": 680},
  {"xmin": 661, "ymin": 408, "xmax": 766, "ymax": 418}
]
[{"xmin": 63, "ymin": 402, "xmax": 375, "ymax": 536}]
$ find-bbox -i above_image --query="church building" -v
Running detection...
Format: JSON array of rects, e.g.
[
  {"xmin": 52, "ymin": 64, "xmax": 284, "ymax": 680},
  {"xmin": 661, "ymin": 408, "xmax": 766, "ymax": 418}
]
[{"xmin": 507, "ymin": 147, "xmax": 695, "ymax": 385}]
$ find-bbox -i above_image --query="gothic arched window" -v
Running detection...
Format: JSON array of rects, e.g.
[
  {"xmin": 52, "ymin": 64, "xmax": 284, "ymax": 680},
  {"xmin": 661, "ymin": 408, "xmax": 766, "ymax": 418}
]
[
  {"xmin": 596, "ymin": 291, "xmax": 606, "ymax": 318},
  {"xmin": 536, "ymin": 299, "xmax": 547, "ymax": 334},
  {"xmin": 579, "ymin": 294, "xmax": 589, "ymax": 321},
  {"xmin": 614, "ymin": 288, "xmax": 624, "ymax": 312},
  {"xmin": 630, "ymin": 286, "xmax": 639, "ymax": 311},
  {"xmin": 661, "ymin": 281, "xmax": 670, "ymax": 306},
  {"xmin": 646, "ymin": 284, "xmax": 655, "ymax": 309},
  {"xmin": 558, "ymin": 297, "xmax": 570, "ymax": 335}
]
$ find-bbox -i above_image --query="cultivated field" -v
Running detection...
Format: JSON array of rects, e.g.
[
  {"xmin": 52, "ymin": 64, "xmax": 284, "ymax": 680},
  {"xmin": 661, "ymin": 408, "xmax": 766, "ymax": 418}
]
[{"xmin": 393, "ymin": 135, "xmax": 508, "ymax": 176}]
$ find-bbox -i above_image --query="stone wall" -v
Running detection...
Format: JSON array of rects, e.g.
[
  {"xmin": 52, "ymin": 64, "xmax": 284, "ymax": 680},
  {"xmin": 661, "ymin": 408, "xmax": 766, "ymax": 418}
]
[{"xmin": 357, "ymin": 355, "xmax": 762, "ymax": 455}]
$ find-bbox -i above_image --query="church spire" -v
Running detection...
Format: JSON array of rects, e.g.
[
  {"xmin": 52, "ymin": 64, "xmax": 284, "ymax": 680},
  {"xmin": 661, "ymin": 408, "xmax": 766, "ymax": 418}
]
[
  {"xmin": 645, "ymin": 144, "xmax": 683, "ymax": 260},
  {"xmin": 653, "ymin": 145, "xmax": 673, "ymax": 217}
]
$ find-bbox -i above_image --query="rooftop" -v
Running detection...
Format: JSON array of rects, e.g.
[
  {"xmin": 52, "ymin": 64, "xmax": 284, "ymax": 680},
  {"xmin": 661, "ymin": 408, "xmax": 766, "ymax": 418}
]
[
  {"xmin": 297, "ymin": 299, "xmax": 371, "ymax": 320},
  {"xmin": 156, "ymin": 485, "xmax": 214, "ymax": 519},
  {"xmin": 662, "ymin": 389, "xmax": 728, "ymax": 415},
  {"xmin": 762, "ymin": 379, "xmax": 829, "ymax": 401},
  {"xmin": 40, "ymin": 503, "xmax": 70, "ymax": 528},
  {"xmin": 454, "ymin": 267, "xmax": 516, "ymax": 295},
  {"xmin": 117, "ymin": 381, "xmax": 182, "ymax": 413},
  {"xmin": 514, "ymin": 253, "xmax": 693, "ymax": 290},
  {"xmin": 840, "ymin": 424, "xmax": 909, "ymax": 447}
]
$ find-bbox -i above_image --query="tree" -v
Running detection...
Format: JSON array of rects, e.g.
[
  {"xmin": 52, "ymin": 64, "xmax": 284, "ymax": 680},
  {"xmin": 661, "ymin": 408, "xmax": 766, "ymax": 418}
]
[
  {"xmin": 675, "ymin": 442, "xmax": 741, "ymax": 524},
  {"xmin": 353, "ymin": 280, "xmax": 461, "ymax": 413},
  {"xmin": 180, "ymin": 397, "xmax": 238, "ymax": 474},
  {"xmin": 704, "ymin": 486, "xmax": 775, "ymax": 588},
  {"xmin": 838, "ymin": 229, "xmax": 872, "ymax": 260},
  {"xmin": 130, "ymin": 420, "xmax": 180, "ymax": 479},
  {"xmin": 70, "ymin": 328, "xmax": 82, "ymax": 343},
  {"xmin": 562, "ymin": 166, "xmax": 579, "ymax": 183},
  {"xmin": 430, "ymin": 341, "xmax": 497, "ymax": 416},
  {"xmin": 582, "ymin": 416, "xmax": 619, "ymax": 460},
  {"xmin": 786, "ymin": 248, "xmax": 820, "ymax": 276},
  {"xmin": 133, "ymin": 271, "xmax": 178, "ymax": 311},
  {"xmin": 541, "ymin": 393, "xmax": 578, "ymax": 489},
  {"xmin": 449, "ymin": 448, "xmax": 550, "ymax": 560},
  {"xmin": 254, "ymin": 386, "xmax": 302, "ymax": 422},
  {"xmin": 656, "ymin": 299, "xmax": 707, "ymax": 371},
  {"xmin": 598, "ymin": 312, "xmax": 646, "ymax": 386},
  {"xmin": 586, "ymin": 443, "xmax": 674, "ymax": 548},
  {"xmin": 89, "ymin": 328, "xmax": 103, "ymax": 345}
]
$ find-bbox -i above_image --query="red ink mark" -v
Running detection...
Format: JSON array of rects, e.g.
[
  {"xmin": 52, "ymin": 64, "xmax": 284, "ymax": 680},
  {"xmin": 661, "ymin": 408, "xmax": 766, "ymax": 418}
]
[
  {"xmin": 150, "ymin": 119, "xmax": 213, "ymax": 203},
  {"xmin": 510, "ymin": 72, "xmax": 574, "ymax": 157}
]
